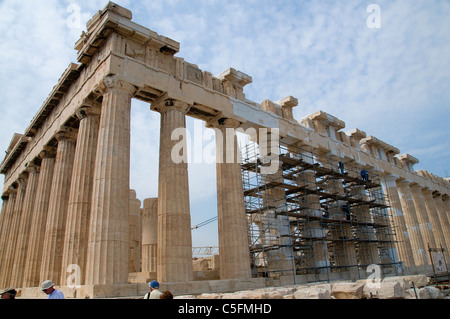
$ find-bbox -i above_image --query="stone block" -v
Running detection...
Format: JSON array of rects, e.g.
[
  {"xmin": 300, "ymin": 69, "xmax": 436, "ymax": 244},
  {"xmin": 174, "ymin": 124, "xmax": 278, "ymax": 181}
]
[
  {"xmin": 424, "ymin": 287, "xmax": 444, "ymax": 299},
  {"xmin": 265, "ymin": 291, "xmax": 284, "ymax": 299},
  {"xmin": 175, "ymin": 295, "xmax": 198, "ymax": 299},
  {"xmin": 197, "ymin": 293, "xmax": 223, "ymax": 299},
  {"xmin": 294, "ymin": 284, "xmax": 332, "ymax": 299},
  {"xmin": 331, "ymin": 281, "xmax": 365, "ymax": 299},
  {"xmin": 363, "ymin": 281, "xmax": 406, "ymax": 299},
  {"xmin": 221, "ymin": 292, "xmax": 250, "ymax": 299},
  {"xmin": 383, "ymin": 274, "xmax": 428, "ymax": 288}
]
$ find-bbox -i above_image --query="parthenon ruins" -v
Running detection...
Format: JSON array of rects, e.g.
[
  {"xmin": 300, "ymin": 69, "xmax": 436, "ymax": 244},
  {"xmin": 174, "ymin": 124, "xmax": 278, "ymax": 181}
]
[{"xmin": 0, "ymin": 2, "xmax": 449, "ymax": 298}]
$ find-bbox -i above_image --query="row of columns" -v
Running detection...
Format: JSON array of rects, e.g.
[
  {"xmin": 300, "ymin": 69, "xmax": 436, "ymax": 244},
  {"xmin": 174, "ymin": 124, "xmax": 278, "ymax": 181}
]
[
  {"xmin": 0, "ymin": 75, "xmax": 252, "ymax": 289},
  {"xmin": 2, "ymin": 76, "xmax": 446, "ymax": 289},
  {"xmin": 381, "ymin": 174, "xmax": 450, "ymax": 269}
]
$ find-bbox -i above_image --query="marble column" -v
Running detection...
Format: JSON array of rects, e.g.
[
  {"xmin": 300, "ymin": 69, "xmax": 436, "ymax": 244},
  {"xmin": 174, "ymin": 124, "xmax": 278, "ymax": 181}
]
[
  {"xmin": 61, "ymin": 104, "xmax": 100, "ymax": 286},
  {"xmin": 40, "ymin": 129, "xmax": 77, "ymax": 285},
  {"xmin": 300, "ymin": 165, "xmax": 330, "ymax": 273},
  {"xmin": 381, "ymin": 174, "xmax": 414, "ymax": 268},
  {"xmin": 350, "ymin": 184, "xmax": 381, "ymax": 266},
  {"xmin": 0, "ymin": 189, "xmax": 16, "ymax": 268},
  {"xmin": 444, "ymin": 195, "xmax": 450, "ymax": 225},
  {"xmin": 154, "ymin": 98, "xmax": 194, "ymax": 283},
  {"xmin": 85, "ymin": 77, "xmax": 136, "ymax": 285},
  {"xmin": 409, "ymin": 184, "xmax": 436, "ymax": 251},
  {"xmin": 396, "ymin": 179, "xmax": 428, "ymax": 266},
  {"xmin": 0, "ymin": 176, "xmax": 27, "ymax": 287},
  {"xmin": 433, "ymin": 193, "xmax": 450, "ymax": 254},
  {"xmin": 422, "ymin": 188, "xmax": 449, "ymax": 260},
  {"xmin": 0, "ymin": 196, "xmax": 10, "ymax": 263},
  {"xmin": 11, "ymin": 163, "xmax": 40, "ymax": 287},
  {"xmin": 214, "ymin": 119, "xmax": 251, "ymax": 280},
  {"xmin": 23, "ymin": 151, "xmax": 56, "ymax": 287},
  {"xmin": 142, "ymin": 198, "xmax": 158, "ymax": 273},
  {"xmin": 320, "ymin": 159, "xmax": 357, "ymax": 276},
  {"xmin": 128, "ymin": 189, "xmax": 141, "ymax": 273}
]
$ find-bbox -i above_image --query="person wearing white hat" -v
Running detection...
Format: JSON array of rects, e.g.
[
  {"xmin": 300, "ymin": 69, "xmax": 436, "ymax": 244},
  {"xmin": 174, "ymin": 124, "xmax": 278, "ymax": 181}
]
[{"xmin": 41, "ymin": 280, "xmax": 64, "ymax": 299}]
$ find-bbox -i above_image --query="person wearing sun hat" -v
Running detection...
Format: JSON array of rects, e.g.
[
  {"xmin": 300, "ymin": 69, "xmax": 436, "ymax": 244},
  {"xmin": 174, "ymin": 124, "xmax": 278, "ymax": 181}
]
[
  {"xmin": 41, "ymin": 280, "xmax": 65, "ymax": 299},
  {"xmin": 0, "ymin": 287, "xmax": 17, "ymax": 299},
  {"xmin": 144, "ymin": 280, "xmax": 162, "ymax": 299}
]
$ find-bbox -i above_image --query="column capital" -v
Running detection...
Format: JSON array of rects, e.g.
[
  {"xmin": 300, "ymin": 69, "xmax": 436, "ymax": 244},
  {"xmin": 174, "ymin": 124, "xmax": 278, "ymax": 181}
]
[
  {"xmin": 152, "ymin": 98, "xmax": 191, "ymax": 115},
  {"xmin": 17, "ymin": 173, "xmax": 28, "ymax": 185},
  {"xmin": 55, "ymin": 126, "xmax": 78, "ymax": 142},
  {"xmin": 6, "ymin": 185, "xmax": 17, "ymax": 195},
  {"xmin": 206, "ymin": 116, "xmax": 242, "ymax": 130},
  {"xmin": 25, "ymin": 162, "xmax": 40, "ymax": 174},
  {"xmin": 76, "ymin": 99, "xmax": 101, "ymax": 120},
  {"xmin": 432, "ymin": 190, "xmax": 441, "ymax": 199},
  {"xmin": 409, "ymin": 183, "xmax": 428, "ymax": 193},
  {"xmin": 97, "ymin": 75, "xmax": 138, "ymax": 96},
  {"xmin": 39, "ymin": 146, "xmax": 57, "ymax": 159},
  {"xmin": 395, "ymin": 178, "xmax": 410, "ymax": 187}
]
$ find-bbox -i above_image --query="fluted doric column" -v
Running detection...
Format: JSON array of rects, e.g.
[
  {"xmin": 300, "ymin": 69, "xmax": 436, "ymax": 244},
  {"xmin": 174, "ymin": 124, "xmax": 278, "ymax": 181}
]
[
  {"xmin": 213, "ymin": 118, "xmax": 251, "ymax": 280},
  {"xmin": 409, "ymin": 183, "xmax": 436, "ymax": 252},
  {"xmin": 0, "ymin": 195, "xmax": 10, "ymax": 264},
  {"xmin": 381, "ymin": 174, "xmax": 414, "ymax": 268},
  {"xmin": 85, "ymin": 76, "xmax": 136, "ymax": 285},
  {"xmin": 153, "ymin": 98, "xmax": 193, "ymax": 283},
  {"xmin": 23, "ymin": 151, "xmax": 56, "ymax": 287},
  {"xmin": 444, "ymin": 195, "xmax": 450, "ymax": 229},
  {"xmin": 128, "ymin": 189, "xmax": 141, "ymax": 273},
  {"xmin": 299, "ymin": 151, "xmax": 330, "ymax": 274},
  {"xmin": 433, "ymin": 193, "xmax": 450, "ymax": 253},
  {"xmin": 11, "ymin": 163, "xmax": 40, "ymax": 287},
  {"xmin": 396, "ymin": 179, "xmax": 428, "ymax": 266},
  {"xmin": 40, "ymin": 129, "xmax": 77, "ymax": 285},
  {"xmin": 422, "ymin": 188, "xmax": 449, "ymax": 260},
  {"xmin": 61, "ymin": 104, "xmax": 100, "ymax": 286},
  {"xmin": 142, "ymin": 198, "xmax": 158, "ymax": 273},
  {"xmin": 321, "ymin": 158, "xmax": 357, "ymax": 277},
  {"xmin": 0, "ymin": 176, "xmax": 27, "ymax": 287},
  {"xmin": 0, "ymin": 188, "xmax": 16, "ymax": 268},
  {"xmin": 350, "ymin": 184, "xmax": 381, "ymax": 266}
]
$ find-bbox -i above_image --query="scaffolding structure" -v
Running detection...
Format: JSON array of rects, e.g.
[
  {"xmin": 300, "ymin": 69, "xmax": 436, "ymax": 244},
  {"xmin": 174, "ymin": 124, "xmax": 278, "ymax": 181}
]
[{"xmin": 241, "ymin": 141, "xmax": 401, "ymax": 282}]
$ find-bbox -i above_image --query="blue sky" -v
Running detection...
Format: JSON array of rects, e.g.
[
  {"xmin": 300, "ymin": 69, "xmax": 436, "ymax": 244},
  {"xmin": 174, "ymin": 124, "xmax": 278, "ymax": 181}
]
[{"xmin": 1, "ymin": 0, "xmax": 449, "ymax": 248}]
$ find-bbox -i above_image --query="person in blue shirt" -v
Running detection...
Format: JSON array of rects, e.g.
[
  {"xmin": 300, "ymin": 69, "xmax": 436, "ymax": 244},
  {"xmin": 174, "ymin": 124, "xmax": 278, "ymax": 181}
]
[
  {"xmin": 360, "ymin": 169, "xmax": 369, "ymax": 181},
  {"xmin": 41, "ymin": 280, "xmax": 65, "ymax": 299}
]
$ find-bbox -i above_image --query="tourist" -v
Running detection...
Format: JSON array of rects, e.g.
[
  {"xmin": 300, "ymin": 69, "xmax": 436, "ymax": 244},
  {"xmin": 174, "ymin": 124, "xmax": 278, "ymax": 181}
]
[
  {"xmin": 160, "ymin": 290, "xmax": 174, "ymax": 299},
  {"xmin": 0, "ymin": 288, "xmax": 17, "ymax": 299},
  {"xmin": 41, "ymin": 280, "xmax": 65, "ymax": 299},
  {"xmin": 144, "ymin": 280, "xmax": 162, "ymax": 299}
]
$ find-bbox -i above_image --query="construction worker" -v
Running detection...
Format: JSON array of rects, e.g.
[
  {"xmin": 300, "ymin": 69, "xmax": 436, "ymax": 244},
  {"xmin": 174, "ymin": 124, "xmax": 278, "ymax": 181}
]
[{"xmin": 361, "ymin": 169, "xmax": 369, "ymax": 181}]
